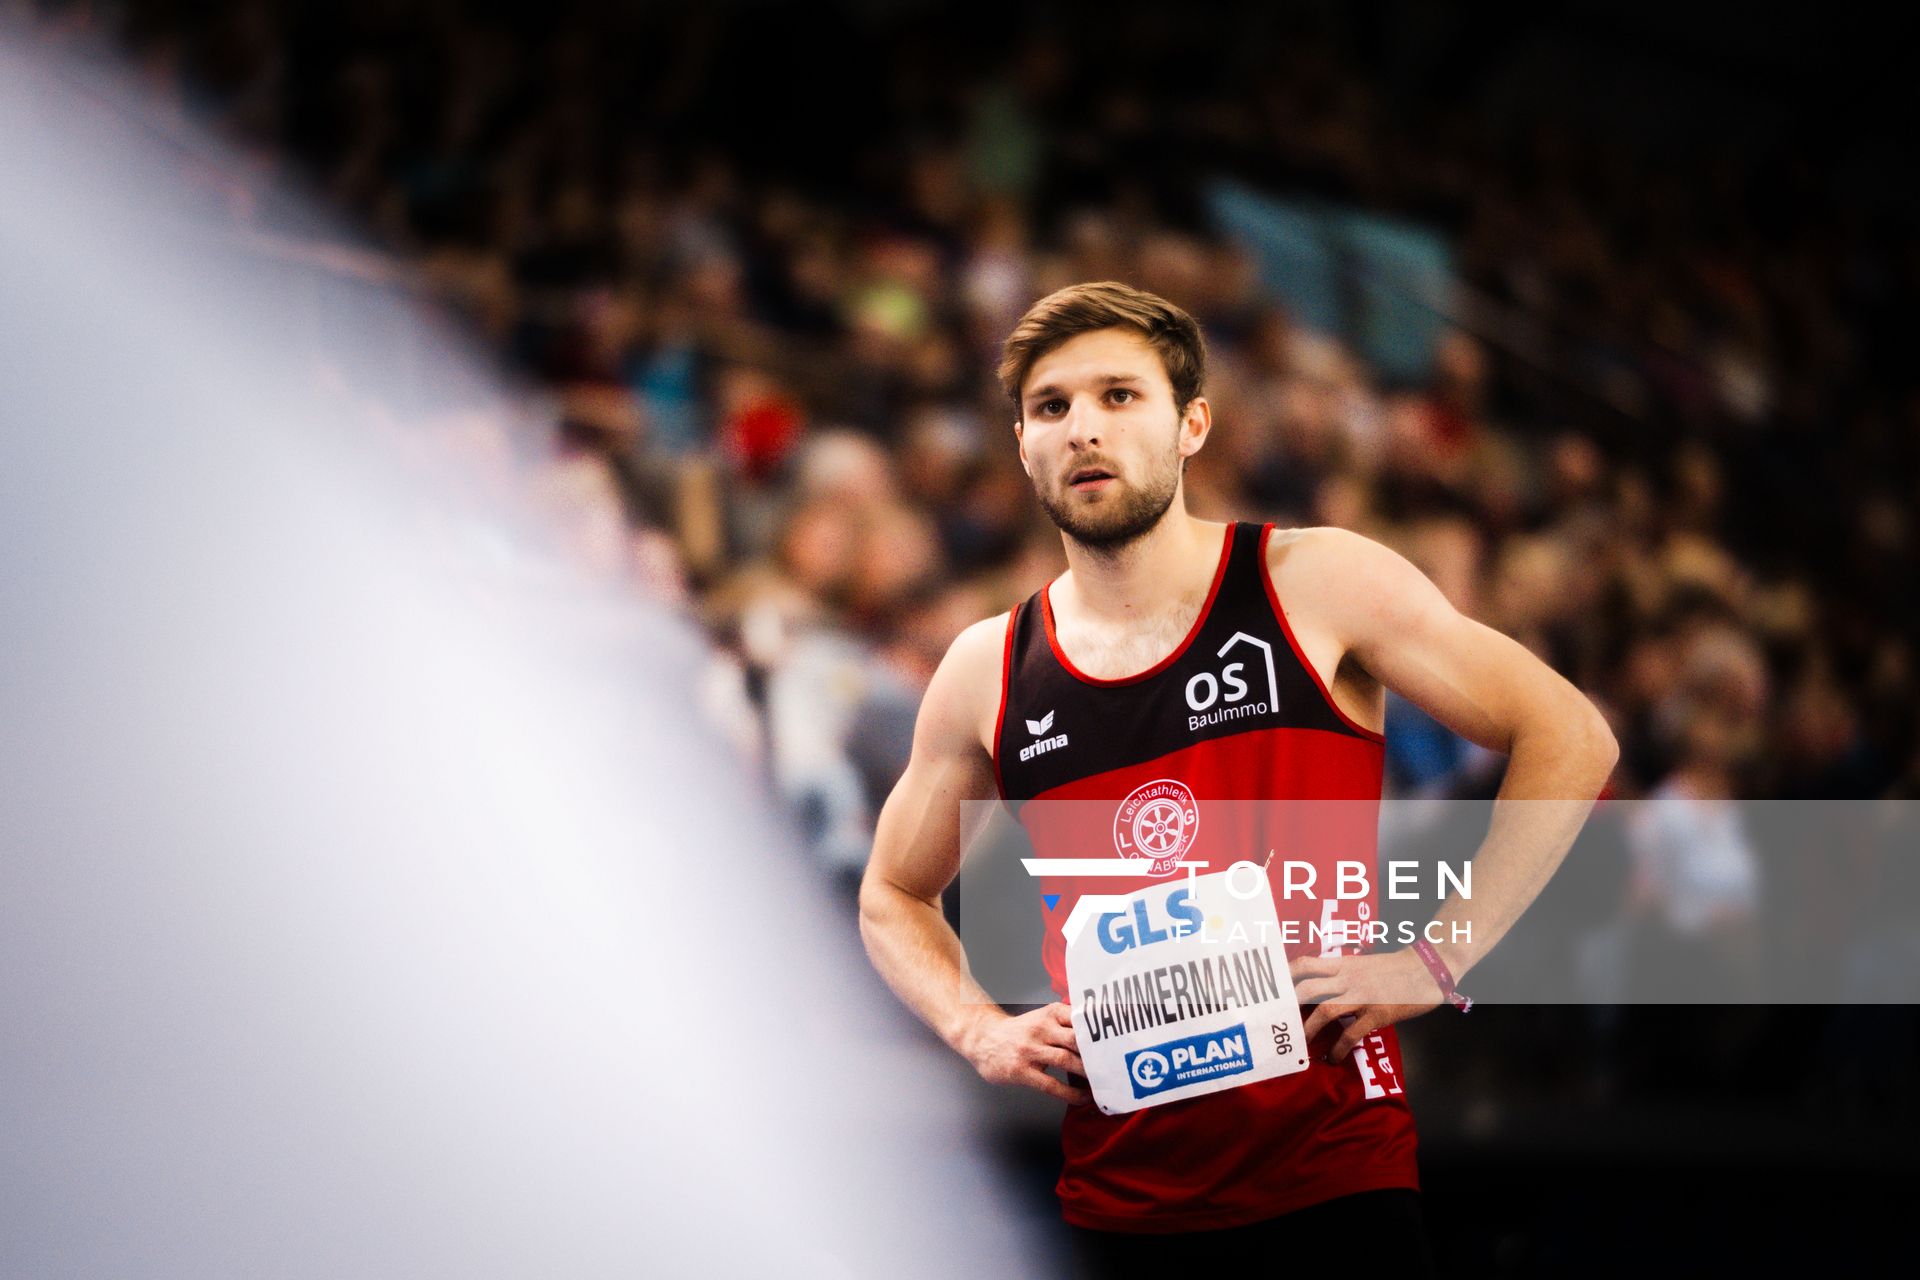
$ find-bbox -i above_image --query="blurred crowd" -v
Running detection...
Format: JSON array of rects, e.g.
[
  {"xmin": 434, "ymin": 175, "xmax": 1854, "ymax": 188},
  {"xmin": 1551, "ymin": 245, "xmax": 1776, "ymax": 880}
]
[{"xmin": 17, "ymin": 0, "xmax": 1918, "ymax": 1106}]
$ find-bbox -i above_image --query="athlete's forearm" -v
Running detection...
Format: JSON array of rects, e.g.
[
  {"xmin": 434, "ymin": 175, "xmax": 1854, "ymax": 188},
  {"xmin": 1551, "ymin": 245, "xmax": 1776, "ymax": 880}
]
[
  {"xmin": 1424, "ymin": 703, "xmax": 1617, "ymax": 981},
  {"xmin": 858, "ymin": 878, "xmax": 1004, "ymax": 1060}
]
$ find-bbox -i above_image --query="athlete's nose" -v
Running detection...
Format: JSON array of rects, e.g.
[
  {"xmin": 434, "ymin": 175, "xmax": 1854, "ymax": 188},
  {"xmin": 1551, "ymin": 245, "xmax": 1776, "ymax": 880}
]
[{"xmin": 1064, "ymin": 394, "xmax": 1102, "ymax": 448}]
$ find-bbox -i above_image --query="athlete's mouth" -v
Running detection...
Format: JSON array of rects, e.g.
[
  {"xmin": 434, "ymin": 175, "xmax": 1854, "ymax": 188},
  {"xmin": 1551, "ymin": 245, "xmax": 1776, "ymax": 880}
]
[{"xmin": 1068, "ymin": 466, "xmax": 1117, "ymax": 489}]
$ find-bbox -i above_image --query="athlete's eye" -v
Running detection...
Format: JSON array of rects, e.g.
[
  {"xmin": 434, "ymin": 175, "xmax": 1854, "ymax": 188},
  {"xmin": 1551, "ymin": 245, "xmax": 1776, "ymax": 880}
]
[
  {"xmin": 1038, "ymin": 399, "xmax": 1067, "ymax": 416},
  {"xmin": 1108, "ymin": 388, "xmax": 1136, "ymax": 405}
]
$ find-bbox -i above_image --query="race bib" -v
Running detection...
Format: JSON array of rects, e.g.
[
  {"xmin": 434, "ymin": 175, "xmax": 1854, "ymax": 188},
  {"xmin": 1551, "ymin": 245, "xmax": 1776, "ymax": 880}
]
[{"xmin": 1064, "ymin": 864, "xmax": 1310, "ymax": 1114}]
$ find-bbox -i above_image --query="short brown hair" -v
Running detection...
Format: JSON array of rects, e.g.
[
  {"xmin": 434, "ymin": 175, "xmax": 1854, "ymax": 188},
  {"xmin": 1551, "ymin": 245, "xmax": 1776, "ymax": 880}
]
[{"xmin": 998, "ymin": 281, "xmax": 1208, "ymax": 418}]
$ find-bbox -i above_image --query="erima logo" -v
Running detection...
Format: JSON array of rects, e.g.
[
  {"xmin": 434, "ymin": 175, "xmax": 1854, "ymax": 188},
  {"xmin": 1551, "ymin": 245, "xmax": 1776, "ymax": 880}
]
[{"xmin": 1020, "ymin": 709, "xmax": 1068, "ymax": 761}]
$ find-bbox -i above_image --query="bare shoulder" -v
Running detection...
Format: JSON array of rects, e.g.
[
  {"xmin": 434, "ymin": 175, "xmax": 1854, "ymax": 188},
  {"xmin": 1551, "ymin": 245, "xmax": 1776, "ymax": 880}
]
[
  {"xmin": 919, "ymin": 610, "xmax": 1015, "ymax": 755},
  {"xmin": 941, "ymin": 611, "xmax": 1014, "ymax": 690},
  {"xmin": 1264, "ymin": 524, "xmax": 1441, "ymax": 651},
  {"xmin": 1263, "ymin": 523, "xmax": 1392, "ymax": 578}
]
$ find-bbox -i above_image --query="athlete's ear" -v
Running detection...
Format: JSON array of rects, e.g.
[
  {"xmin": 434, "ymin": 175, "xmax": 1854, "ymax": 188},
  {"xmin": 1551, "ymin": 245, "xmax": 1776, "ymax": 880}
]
[
  {"xmin": 1015, "ymin": 418, "xmax": 1029, "ymax": 475},
  {"xmin": 1177, "ymin": 396, "xmax": 1212, "ymax": 460}
]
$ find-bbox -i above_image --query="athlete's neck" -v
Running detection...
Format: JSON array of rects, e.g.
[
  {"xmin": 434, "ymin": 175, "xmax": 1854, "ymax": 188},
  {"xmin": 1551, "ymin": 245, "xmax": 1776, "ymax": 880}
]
[{"xmin": 1053, "ymin": 510, "xmax": 1227, "ymax": 628}]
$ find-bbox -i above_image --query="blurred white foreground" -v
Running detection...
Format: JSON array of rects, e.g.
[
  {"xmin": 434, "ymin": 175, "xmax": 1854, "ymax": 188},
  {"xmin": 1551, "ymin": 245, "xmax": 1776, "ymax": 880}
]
[{"xmin": 0, "ymin": 34, "xmax": 1051, "ymax": 1280}]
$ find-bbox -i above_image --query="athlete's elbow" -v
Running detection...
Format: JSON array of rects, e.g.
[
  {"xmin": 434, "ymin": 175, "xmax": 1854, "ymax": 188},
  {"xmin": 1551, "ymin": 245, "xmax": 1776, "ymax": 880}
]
[
  {"xmin": 1592, "ymin": 708, "xmax": 1620, "ymax": 769},
  {"xmin": 1560, "ymin": 697, "xmax": 1618, "ymax": 789},
  {"xmin": 856, "ymin": 876, "xmax": 893, "ymax": 969},
  {"xmin": 857, "ymin": 864, "xmax": 889, "ymax": 932},
  {"xmin": 1511, "ymin": 692, "xmax": 1617, "ymax": 785},
  {"xmin": 857, "ymin": 864, "xmax": 914, "ymax": 935}
]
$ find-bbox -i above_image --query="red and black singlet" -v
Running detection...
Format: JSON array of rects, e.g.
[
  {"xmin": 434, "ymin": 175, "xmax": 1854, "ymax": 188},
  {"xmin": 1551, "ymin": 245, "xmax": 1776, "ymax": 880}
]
[{"xmin": 991, "ymin": 520, "xmax": 1420, "ymax": 1233}]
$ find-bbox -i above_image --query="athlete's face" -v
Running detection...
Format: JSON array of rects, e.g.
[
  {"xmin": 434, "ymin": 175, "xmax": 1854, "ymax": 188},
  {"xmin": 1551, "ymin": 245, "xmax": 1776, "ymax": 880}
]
[{"xmin": 1015, "ymin": 327, "xmax": 1211, "ymax": 550}]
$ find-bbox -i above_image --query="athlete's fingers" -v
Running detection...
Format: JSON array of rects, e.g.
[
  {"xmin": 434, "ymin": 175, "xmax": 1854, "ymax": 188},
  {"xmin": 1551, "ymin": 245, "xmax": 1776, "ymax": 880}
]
[
  {"xmin": 1302, "ymin": 1002, "xmax": 1327, "ymax": 1042},
  {"xmin": 1034, "ymin": 1044, "xmax": 1086, "ymax": 1076},
  {"xmin": 1022, "ymin": 1029, "xmax": 1084, "ymax": 1075},
  {"xmin": 1020, "ymin": 1031, "xmax": 1071, "ymax": 1065},
  {"xmin": 1326, "ymin": 1010, "xmax": 1383, "ymax": 1063},
  {"xmin": 1024, "ymin": 1067, "xmax": 1092, "ymax": 1106},
  {"xmin": 1302, "ymin": 1000, "xmax": 1359, "ymax": 1044},
  {"xmin": 1040, "ymin": 1018, "xmax": 1081, "ymax": 1053},
  {"xmin": 1292, "ymin": 976, "xmax": 1345, "ymax": 1005},
  {"xmin": 1049, "ymin": 1001, "xmax": 1075, "ymax": 1027},
  {"xmin": 1289, "ymin": 955, "xmax": 1342, "ymax": 982}
]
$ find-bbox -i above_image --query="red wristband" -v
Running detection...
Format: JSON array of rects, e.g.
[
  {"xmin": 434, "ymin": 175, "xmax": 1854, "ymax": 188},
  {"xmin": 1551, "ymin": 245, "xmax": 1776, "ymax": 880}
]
[{"xmin": 1412, "ymin": 938, "xmax": 1473, "ymax": 1013}]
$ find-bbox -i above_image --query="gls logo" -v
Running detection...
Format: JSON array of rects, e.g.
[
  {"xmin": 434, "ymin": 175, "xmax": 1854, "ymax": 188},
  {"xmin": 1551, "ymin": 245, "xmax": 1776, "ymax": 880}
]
[
  {"xmin": 1184, "ymin": 631, "xmax": 1280, "ymax": 731},
  {"xmin": 1097, "ymin": 885, "xmax": 1204, "ymax": 955}
]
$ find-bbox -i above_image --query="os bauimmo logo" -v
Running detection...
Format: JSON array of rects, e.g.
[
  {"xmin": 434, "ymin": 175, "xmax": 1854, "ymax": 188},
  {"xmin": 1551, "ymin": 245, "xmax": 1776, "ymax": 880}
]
[{"xmin": 1184, "ymin": 631, "xmax": 1280, "ymax": 732}]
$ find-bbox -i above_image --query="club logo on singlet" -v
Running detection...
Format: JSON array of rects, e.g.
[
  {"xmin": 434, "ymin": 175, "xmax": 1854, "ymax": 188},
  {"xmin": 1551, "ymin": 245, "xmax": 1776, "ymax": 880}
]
[{"xmin": 1113, "ymin": 778, "xmax": 1200, "ymax": 877}]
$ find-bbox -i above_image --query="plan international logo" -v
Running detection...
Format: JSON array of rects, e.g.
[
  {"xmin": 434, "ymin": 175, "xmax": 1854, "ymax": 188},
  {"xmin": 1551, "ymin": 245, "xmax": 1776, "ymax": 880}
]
[
  {"xmin": 1020, "ymin": 709, "xmax": 1068, "ymax": 761},
  {"xmin": 1125, "ymin": 1023, "xmax": 1257, "ymax": 1098}
]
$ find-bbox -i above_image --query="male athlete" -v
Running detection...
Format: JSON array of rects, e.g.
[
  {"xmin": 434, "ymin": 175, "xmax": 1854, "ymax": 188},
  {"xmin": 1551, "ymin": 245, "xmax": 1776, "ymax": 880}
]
[{"xmin": 858, "ymin": 282, "xmax": 1617, "ymax": 1275}]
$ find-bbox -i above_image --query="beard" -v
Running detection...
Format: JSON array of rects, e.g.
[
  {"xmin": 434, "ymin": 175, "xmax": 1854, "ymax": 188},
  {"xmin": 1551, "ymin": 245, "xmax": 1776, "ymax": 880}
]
[{"xmin": 1033, "ymin": 442, "xmax": 1182, "ymax": 552}]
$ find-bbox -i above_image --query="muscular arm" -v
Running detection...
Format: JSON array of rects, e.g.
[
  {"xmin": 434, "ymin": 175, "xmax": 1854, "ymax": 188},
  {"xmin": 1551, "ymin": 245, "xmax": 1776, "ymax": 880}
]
[
  {"xmin": 857, "ymin": 616, "xmax": 1087, "ymax": 1102},
  {"xmin": 1277, "ymin": 526, "xmax": 1618, "ymax": 1014},
  {"xmin": 857, "ymin": 617, "xmax": 1003, "ymax": 1052}
]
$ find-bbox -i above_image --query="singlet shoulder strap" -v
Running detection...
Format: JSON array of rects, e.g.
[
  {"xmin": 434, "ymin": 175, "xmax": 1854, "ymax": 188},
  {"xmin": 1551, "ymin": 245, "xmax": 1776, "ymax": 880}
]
[
  {"xmin": 993, "ymin": 591, "xmax": 1051, "ymax": 800},
  {"xmin": 1251, "ymin": 520, "xmax": 1388, "ymax": 745}
]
